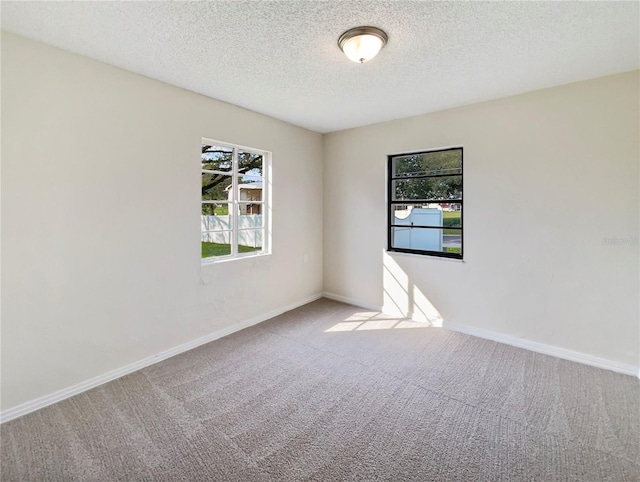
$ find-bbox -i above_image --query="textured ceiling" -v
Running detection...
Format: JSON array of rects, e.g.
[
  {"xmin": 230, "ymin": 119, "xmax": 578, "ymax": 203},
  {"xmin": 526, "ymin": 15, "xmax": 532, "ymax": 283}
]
[{"xmin": 2, "ymin": 1, "xmax": 639, "ymax": 133}]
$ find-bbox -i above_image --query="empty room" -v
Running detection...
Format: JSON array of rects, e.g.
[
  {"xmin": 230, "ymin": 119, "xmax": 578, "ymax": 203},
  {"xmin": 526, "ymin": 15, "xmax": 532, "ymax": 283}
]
[{"xmin": 1, "ymin": 1, "xmax": 639, "ymax": 481}]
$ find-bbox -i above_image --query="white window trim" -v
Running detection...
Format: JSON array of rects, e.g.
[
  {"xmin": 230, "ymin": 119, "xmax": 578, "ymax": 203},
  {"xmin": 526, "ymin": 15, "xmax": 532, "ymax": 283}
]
[{"xmin": 201, "ymin": 138, "xmax": 271, "ymax": 264}]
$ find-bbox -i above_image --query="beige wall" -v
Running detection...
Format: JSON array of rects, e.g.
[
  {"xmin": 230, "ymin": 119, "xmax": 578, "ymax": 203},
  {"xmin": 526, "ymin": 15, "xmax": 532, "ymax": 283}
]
[
  {"xmin": 1, "ymin": 33, "xmax": 323, "ymax": 411},
  {"xmin": 324, "ymin": 71, "xmax": 640, "ymax": 368},
  {"xmin": 2, "ymin": 31, "xmax": 638, "ymax": 414}
]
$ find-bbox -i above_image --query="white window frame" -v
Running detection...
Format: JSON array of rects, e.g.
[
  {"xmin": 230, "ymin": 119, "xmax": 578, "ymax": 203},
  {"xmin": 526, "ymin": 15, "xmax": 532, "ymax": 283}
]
[{"xmin": 201, "ymin": 138, "xmax": 271, "ymax": 264}]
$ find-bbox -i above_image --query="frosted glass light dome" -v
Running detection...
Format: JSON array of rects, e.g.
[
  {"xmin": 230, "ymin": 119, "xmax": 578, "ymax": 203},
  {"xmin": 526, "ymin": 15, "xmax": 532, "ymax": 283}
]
[{"xmin": 338, "ymin": 27, "xmax": 388, "ymax": 63}]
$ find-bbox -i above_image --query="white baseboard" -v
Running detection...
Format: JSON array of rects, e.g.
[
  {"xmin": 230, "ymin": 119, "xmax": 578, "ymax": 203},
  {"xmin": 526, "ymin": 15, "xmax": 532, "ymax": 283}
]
[
  {"xmin": 444, "ymin": 321, "xmax": 639, "ymax": 378},
  {"xmin": 324, "ymin": 292, "xmax": 639, "ymax": 378},
  {"xmin": 0, "ymin": 293, "xmax": 323, "ymax": 424},
  {"xmin": 322, "ymin": 292, "xmax": 383, "ymax": 312}
]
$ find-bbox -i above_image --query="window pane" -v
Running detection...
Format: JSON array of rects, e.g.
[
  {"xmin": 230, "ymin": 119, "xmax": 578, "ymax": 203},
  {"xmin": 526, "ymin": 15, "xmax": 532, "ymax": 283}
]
[
  {"xmin": 201, "ymin": 231, "xmax": 232, "ymax": 258},
  {"xmin": 238, "ymin": 202, "xmax": 264, "ymax": 217},
  {"xmin": 393, "ymin": 176, "xmax": 462, "ymax": 201},
  {"xmin": 392, "ymin": 149, "xmax": 462, "ymax": 178},
  {"xmin": 391, "ymin": 227, "xmax": 461, "ymax": 255},
  {"xmin": 238, "ymin": 203, "xmax": 264, "ymax": 229},
  {"xmin": 391, "ymin": 204, "xmax": 461, "ymax": 228},
  {"xmin": 237, "ymin": 183, "xmax": 263, "ymax": 202},
  {"xmin": 237, "ymin": 229, "xmax": 264, "ymax": 253},
  {"xmin": 202, "ymin": 204, "xmax": 232, "ymax": 229},
  {"xmin": 238, "ymin": 150, "xmax": 263, "ymax": 181},
  {"xmin": 202, "ymin": 144, "xmax": 233, "ymax": 173},
  {"xmin": 442, "ymin": 207, "xmax": 462, "ymax": 229},
  {"xmin": 202, "ymin": 172, "xmax": 233, "ymax": 202}
]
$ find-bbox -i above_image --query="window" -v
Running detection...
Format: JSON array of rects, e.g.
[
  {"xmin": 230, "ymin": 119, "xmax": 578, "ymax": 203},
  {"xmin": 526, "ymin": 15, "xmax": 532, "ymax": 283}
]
[
  {"xmin": 387, "ymin": 147, "xmax": 463, "ymax": 259},
  {"xmin": 201, "ymin": 139, "xmax": 269, "ymax": 262}
]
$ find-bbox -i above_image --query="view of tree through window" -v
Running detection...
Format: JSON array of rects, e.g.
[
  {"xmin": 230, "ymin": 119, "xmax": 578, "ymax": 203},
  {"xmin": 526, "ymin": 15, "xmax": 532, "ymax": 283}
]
[
  {"xmin": 201, "ymin": 140, "xmax": 268, "ymax": 260},
  {"xmin": 388, "ymin": 148, "xmax": 463, "ymax": 258}
]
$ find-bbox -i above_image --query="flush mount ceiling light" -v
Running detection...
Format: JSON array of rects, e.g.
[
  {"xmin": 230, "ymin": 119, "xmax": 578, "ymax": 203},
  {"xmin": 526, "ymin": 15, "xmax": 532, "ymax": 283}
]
[{"xmin": 338, "ymin": 26, "xmax": 388, "ymax": 63}]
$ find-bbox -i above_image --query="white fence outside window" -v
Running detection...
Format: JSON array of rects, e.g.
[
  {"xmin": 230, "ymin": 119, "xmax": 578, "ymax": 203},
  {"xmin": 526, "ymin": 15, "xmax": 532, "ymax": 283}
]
[
  {"xmin": 392, "ymin": 208, "xmax": 443, "ymax": 251},
  {"xmin": 201, "ymin": 215, "xmax": 263, "ymax": 247}
]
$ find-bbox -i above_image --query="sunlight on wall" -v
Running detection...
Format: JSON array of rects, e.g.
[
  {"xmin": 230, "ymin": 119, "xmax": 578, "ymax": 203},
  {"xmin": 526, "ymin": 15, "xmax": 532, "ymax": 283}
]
[
  {"xmin": 412, "ymin": 285, "xmax": 443, "ymax": 327},
  {"xmin": 383, "ymin": 255, "xmax": 410, "ymax": 318},
  {"xmin": 382, "ymin": 252, "xmax": 443, "ymax": 327}
]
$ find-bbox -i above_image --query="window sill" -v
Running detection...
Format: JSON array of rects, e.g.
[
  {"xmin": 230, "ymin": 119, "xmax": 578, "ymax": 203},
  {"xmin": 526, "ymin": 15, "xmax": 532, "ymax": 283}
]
[
  {"xmin": 201, "ymin": 252, "xmax": 271, "ymax": 266},
  {"xmin": 387, "ymin": 250, "xmax": 465, "ymax": 263}
]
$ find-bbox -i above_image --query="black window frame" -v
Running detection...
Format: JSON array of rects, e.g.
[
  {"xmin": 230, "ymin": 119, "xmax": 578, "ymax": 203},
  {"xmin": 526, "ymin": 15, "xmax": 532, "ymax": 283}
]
[{"xmin": 387, "ymin": 147, "xmax": 463, "ymax": 260}]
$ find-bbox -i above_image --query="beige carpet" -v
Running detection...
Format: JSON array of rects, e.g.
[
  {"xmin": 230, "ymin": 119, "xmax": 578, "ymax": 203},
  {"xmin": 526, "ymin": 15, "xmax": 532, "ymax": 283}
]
[{"xmin": 2, "ymin": 298, "xmax": 639, "ymax": 481}]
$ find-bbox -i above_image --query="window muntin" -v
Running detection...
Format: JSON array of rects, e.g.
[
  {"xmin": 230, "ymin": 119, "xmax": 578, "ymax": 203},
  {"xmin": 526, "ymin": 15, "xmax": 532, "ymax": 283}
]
[
  {"xmin": 392, "ymin": 176, "xmax": 462, "ymax": 201},
  {"xmin": 201, "ymin": 140, "xmax": 269, "ymax": 262},
  {"xmin": 392, "ymin": 151, "xmax": 462, "ymax": 177},
  {"xmin": 388, "ymin": 147, "xmax": 463, "ymax": 259}
]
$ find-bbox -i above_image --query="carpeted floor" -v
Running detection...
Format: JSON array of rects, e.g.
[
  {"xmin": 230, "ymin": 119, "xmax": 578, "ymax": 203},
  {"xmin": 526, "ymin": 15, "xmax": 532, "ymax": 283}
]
[{"xmin": 1, "ymin": 298, "xmax": 639, "ymax": 481}]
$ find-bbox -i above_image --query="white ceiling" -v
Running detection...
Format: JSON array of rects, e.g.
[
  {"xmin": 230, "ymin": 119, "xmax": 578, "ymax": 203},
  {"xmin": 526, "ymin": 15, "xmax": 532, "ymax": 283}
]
[{"xmin": 2, "ymin": 1, "xmax": 639, "ymax": 133}]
